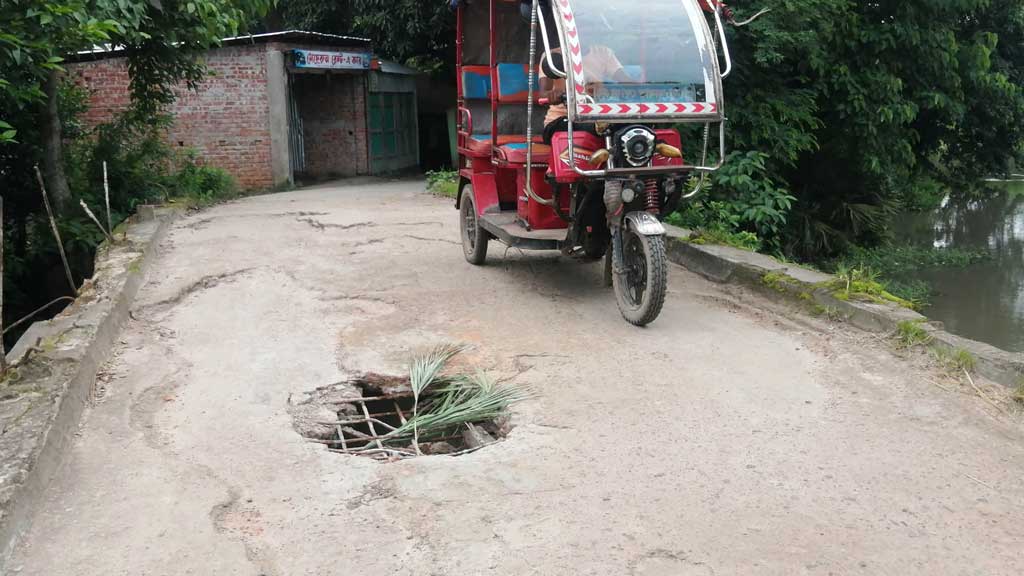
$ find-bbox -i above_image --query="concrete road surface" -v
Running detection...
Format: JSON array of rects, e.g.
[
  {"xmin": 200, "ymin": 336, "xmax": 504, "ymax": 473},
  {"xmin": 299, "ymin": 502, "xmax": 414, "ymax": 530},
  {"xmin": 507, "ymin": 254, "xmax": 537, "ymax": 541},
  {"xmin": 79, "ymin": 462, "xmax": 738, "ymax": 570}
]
[{"xmin": 10, "ymin": 180, "xmax": 1024, "ymax": 575}]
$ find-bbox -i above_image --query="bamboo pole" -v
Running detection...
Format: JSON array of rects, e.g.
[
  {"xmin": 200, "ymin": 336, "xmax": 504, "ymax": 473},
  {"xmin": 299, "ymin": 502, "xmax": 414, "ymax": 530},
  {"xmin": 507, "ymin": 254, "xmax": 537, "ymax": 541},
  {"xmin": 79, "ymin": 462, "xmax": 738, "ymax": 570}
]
[
  {"xmin": 34, "ymin": 165, "xmax": 77, "ymax": 296},
  {"xmin": 0, "ymin": 195, "xmax": 7, "ymax": 372},
  {"xmin": 79, "ymin": 199, "xmax": 113, "ymax": 242},
  {"xmin": 103, "ymin": 161, "xmax": 111, "ymax": 240}
]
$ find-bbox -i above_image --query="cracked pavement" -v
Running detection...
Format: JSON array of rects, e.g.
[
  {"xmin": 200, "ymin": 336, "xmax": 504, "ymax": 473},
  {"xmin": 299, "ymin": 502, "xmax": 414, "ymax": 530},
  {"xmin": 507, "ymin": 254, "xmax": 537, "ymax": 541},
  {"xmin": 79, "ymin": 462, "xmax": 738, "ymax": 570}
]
[{"xmin": 9, "ymin": 179, "xmax": 1024, "ymax": 575}]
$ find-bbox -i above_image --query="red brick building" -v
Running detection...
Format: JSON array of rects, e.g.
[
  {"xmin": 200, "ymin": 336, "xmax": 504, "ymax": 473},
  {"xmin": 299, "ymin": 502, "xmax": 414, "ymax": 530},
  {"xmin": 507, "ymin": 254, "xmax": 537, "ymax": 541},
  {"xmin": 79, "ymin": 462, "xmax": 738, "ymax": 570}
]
[{"xmin": 71, "ymin": 31, "xmax": 420, "ymax": 189}]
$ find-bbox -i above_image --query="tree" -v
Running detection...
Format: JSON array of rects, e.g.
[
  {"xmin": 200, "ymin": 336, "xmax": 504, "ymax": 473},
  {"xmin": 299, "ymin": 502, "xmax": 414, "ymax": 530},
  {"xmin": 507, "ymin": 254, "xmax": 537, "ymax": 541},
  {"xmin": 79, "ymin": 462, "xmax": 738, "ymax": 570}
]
[
  {"xmin": 350, "ymin": 0, "xmax": 454, "ymax": 74},
  {"xmin": 0, "ymin": 0, "xmax": 270, "ymax": 213},
  {"xmin": 1, "ymin": 0, "xmax": 121, "ymax": 210},
  {"xmin": 263, "ymin": 0, "xmax": 454, "ymax": 74},
  {"xmin": 716, "ymin": 0, "xmax": 1024, "ymax": 256}
]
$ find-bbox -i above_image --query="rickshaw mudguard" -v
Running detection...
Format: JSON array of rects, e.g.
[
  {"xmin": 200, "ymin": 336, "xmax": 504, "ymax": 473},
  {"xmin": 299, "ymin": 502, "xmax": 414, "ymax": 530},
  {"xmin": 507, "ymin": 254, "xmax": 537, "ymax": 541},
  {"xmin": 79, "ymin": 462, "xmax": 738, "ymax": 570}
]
[
  {"xmin": 625, "ymin": 211, "xmax": 666, "ymax": 236},
  {"xmin": 463, "ymin": 169, "xmax": 500, "ymax": 216}
]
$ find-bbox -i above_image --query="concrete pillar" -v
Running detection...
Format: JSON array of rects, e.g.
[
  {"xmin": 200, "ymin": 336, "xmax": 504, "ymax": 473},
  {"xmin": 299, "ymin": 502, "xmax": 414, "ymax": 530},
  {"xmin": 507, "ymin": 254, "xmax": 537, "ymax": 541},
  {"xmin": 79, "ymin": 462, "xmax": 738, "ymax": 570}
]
[{"xmin": 265, "ymin": 50, "xmax": 292, "ymax": 187}]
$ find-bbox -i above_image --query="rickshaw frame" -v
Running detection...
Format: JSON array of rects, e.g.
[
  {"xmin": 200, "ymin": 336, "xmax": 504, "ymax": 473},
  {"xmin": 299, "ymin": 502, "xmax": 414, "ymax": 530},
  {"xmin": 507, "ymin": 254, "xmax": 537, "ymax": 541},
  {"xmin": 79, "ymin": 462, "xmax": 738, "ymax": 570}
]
[
  {"xmin": 453, "ymin": 0, "xmax": 736, "ymax": 326},
  {"xmin": 519, "ymin": 0, "xmax": 732, "ymax": 205}
]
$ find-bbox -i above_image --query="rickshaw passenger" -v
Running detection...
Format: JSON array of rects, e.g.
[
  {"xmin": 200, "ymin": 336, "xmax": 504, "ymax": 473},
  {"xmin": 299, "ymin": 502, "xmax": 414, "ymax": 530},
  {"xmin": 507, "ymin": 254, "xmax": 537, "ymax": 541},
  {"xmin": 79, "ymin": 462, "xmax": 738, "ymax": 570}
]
[
  {"xmin": 538, "ymin": 47, "xmax": 630, "ymax": 144},
  {"xmin": 536, "ymin": 0, "xmax": 733, "ymax": 146}
]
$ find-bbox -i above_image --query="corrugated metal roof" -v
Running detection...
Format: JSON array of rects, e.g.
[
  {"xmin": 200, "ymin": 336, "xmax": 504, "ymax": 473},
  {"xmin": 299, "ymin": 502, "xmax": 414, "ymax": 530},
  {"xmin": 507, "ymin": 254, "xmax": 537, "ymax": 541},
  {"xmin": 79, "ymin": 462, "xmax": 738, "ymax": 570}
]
[
  {"xmin": 222, "ymin": 30, "xmax": 371, "ymax": 47},
  {"xmin": 72, "ymin": 30, "xmax": 371, "ymax": 61}
]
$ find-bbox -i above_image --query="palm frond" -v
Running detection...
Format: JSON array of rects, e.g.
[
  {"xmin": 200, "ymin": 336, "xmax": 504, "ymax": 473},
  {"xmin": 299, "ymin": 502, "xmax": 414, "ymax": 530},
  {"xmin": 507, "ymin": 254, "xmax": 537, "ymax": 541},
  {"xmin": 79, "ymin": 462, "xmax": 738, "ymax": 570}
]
[
  {"xmin": 390, "ymin": 372, "xmax": 531, "ymax": 443},
  {"xmin": 407, "ymin": 343, "xmax": 465, "ymax": 454},
  {"xmin": 408, "ymin": 343, "xmax": 464, "ymax": 399}
]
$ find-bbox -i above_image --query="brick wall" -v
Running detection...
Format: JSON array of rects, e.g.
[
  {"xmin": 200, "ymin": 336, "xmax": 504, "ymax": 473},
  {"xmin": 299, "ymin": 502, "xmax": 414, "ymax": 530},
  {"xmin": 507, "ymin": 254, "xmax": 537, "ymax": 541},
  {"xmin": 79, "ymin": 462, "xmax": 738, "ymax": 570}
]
[
  {"xmin": 70, "ymin": 45, "xmax": 274, "ymax": 189},
  {"xmin": 292, "ymin": 72, "xmax": 369, "ymax": 178}
]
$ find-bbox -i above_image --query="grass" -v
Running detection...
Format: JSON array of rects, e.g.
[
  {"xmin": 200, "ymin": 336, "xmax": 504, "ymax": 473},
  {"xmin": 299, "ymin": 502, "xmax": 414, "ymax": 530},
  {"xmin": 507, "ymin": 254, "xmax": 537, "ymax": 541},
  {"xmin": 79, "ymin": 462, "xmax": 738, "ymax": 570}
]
[
  {"xmin": 426, "ymin": 170, "xmax": 459, "ymax": 199},
  {"xmin": 811, "ymin": 304, "xmax": 843, "ymax": 321},
  {"xmin": 663, "ymin": 204, "xmax": 763, "ymax": 252},
  {"xmin": 1013, "ymin": 380, "xmax": 1024, "ymax": 405},
  {"xmin": 170, "ymin": 186, "xmax": 246, "ymax": 210},
  {"xmin": 824, "ymin": 264, "xmax": 918, "ymax": 310},
  {"xmin": 895, "ymin": 320, "xmax": 933, "ymax": 349},
  {"xmin": 682, "ymin": 227, "xmax": 761, "ymax": 251},
  {"xmin": 824, "ymin": 244, "xmax": 989, "ymax": 305},
  {"xmin": 761, "ymin": 271, "xmax": 793, "ymax": 293},
  {"xmin": 933, "ymin": 347, "xmax": 977, "ymax": 373}
]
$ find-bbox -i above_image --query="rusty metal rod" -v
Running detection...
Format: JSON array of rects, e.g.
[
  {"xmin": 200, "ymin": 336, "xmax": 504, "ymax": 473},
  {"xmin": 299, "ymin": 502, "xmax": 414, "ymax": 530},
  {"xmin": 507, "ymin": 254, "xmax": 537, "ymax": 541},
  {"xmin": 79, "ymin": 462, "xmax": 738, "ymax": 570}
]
[
  {"xmin": 309, "ymin": 432, "xmax": 463, "ymax": 447},
  {"xmin": 393, "ymin": 400, "xmax": 408, "ymax": 425},
  {"xmin": 2, "ymin": 296, "xmax": 75, "ymax": 335},
  {"xmin": 316, "ymin": 417, "xmax": 398, "ymax": 431},
  {"xmin": 359, "ymin": 401, "xmax": 385, "ymax": 451},
  {"xmin": 335, "ymin": 425, "xmax": 347, "ymax": 450}
]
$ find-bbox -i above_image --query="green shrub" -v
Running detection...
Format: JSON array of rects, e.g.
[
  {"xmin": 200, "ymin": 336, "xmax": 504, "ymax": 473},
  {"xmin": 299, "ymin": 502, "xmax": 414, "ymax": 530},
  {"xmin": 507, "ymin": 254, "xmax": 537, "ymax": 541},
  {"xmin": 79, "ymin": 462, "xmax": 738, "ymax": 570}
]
[
  {"xmin": 4, "ymin": 105, "xmax": 240, "ymax": 347},
  {"xmin": 426, "ymin": 169, "xmax": 459, "ymax": 199},
  {"xmin": 712, "ymin": 152, "xmax": 795, "ymax": 245},
  {"xmin": 170, "ymin": 150, "xmax": 238, "ymax": 207},
  {"xmin": 669, "ymin": 152, "xmax": 793, "ymax": 252}
]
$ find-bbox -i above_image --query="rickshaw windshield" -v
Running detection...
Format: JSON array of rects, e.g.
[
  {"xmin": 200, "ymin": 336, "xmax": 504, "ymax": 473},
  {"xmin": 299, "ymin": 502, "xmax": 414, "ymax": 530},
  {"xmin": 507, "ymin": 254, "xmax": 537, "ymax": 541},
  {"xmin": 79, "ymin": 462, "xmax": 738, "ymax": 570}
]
[{"xmin": 559, "ymin": 0, "xmax": 719, "ymax": 108}]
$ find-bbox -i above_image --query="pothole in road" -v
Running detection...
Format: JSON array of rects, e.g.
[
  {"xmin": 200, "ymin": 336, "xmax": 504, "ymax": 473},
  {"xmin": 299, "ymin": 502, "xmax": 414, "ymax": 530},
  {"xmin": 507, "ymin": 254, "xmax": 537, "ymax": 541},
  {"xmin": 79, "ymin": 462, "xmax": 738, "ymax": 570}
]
[{"xmin": 289, "ymin": 367, "xmax": 519, "ymax": 461}]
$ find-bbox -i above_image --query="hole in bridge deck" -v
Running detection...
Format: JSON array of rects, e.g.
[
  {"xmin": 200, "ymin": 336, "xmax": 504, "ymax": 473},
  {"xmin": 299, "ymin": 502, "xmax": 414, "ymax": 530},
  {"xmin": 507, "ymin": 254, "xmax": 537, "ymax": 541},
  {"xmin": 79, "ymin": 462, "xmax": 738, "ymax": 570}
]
[{"xmin": 291, "ymin": 373, "xmax": 511, "ymax": 460}]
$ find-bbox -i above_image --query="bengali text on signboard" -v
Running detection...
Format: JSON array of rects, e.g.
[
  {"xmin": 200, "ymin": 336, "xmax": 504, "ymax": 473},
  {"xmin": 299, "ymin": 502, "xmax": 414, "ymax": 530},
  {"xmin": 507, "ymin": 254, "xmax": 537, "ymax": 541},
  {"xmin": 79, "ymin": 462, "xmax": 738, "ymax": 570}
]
[{"xmin": 292, "ymin": 50, "xmax": 372, "ymax": 70}]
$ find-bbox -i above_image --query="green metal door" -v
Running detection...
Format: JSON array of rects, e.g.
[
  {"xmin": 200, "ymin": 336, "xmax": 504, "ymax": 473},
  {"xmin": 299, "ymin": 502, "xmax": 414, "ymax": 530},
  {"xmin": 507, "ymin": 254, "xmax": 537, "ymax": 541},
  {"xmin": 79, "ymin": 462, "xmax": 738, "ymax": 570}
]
[{"xmin": 369, "ymin": 92, "xmax": 418, "ymax": 173}]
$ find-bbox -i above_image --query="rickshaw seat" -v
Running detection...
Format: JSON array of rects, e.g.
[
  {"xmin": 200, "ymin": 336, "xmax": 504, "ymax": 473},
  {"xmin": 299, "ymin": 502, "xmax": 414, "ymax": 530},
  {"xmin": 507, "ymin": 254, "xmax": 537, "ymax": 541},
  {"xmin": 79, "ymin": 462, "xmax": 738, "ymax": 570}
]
[
  {"xmin": 467, "ymin": 134, "xmax": 547, "ymax": 162},
  {"xmin": 496, "ymin": 63, "xmax": 538, "ymax": 102},
  {"xmin": 462, "ymin": 64, "xmax": 539, "ymax": 102},
  {"xmin": 462, "ymin": 66, "xmax": 491, "ymax": 100},
  {"xmin": 496, "ymin": 140, "xmax": 551, "ymax": 164}
]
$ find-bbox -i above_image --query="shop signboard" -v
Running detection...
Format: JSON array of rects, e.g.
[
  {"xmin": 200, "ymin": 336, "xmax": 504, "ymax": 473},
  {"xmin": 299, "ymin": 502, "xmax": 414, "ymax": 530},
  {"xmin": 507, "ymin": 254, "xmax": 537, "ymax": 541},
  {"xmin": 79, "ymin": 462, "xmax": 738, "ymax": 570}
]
[{"xmin": 292, "ymin": 50, "xmax": 371, "ymax": 70}]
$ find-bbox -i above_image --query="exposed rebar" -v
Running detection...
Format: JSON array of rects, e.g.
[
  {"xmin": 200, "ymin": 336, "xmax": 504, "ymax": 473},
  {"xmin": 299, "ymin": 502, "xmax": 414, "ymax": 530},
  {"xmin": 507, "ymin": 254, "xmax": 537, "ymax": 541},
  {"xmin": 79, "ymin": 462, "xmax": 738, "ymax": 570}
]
[{"xmin": 2, "ymin": 296, "xmax": 75, "ymax": 335}]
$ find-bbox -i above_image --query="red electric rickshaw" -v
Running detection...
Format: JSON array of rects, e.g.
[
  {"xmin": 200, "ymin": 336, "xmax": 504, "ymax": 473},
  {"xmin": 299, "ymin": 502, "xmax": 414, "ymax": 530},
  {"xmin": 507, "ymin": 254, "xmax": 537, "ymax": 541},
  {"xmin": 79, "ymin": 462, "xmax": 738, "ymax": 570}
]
[{"xmin": 455, "ymin": 0, "xmax": 732, "ymax": 325}]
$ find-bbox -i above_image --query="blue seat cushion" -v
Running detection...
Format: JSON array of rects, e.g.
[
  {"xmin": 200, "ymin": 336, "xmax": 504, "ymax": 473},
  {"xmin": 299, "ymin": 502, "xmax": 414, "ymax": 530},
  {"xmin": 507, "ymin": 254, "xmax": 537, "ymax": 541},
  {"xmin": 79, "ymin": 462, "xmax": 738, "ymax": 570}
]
[{"xmin": 462, "ymin": 66, "xmax": 491, "ymax": 99}]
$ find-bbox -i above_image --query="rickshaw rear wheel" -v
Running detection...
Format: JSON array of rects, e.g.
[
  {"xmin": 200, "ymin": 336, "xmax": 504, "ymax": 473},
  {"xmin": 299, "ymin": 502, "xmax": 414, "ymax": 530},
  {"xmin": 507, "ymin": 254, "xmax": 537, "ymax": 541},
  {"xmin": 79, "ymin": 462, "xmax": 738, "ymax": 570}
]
[
  {"xmin": 613, "ymin": 229, "xmax": 668, "ymax": 326},
  {"xmin": 460, "ymin": 185, "xmax": 488, "ymax": 265}
]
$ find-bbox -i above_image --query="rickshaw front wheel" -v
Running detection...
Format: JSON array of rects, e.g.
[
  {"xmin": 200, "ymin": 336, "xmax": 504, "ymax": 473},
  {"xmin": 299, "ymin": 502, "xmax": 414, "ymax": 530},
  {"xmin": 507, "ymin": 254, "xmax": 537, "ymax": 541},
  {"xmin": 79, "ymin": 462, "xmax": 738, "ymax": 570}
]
[
  {"xmin": 613, "ymin": 229, "xmax": 668, "ymax": 326},
  {"xmin": 460, "ymin": 185, "xmax": 488, "ymax": 265}
]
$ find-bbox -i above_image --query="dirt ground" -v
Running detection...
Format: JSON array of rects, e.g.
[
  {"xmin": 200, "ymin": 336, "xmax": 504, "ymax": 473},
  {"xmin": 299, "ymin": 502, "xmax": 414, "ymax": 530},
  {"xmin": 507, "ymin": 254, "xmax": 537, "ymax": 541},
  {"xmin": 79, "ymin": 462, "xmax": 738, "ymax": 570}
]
[{"xmin": 10, "ymin": 179, "xmax": 1024, "ymax": 575}]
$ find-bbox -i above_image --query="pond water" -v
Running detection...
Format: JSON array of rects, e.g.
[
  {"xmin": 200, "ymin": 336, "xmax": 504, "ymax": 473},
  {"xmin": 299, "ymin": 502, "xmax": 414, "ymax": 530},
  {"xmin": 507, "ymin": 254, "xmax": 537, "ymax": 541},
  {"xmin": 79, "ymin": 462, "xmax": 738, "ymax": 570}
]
[{"xmin": 892, "ymin": 182, "xmax": 1024, "ymax": 352}]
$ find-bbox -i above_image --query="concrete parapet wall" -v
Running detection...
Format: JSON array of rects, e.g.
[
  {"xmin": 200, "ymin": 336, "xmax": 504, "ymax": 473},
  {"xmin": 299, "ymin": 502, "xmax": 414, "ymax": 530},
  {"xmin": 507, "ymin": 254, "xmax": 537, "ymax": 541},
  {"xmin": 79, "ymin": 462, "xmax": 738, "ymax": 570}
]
[{"xmin": 0, "ymin": 210, "xmax": 176, "ymax": 569}]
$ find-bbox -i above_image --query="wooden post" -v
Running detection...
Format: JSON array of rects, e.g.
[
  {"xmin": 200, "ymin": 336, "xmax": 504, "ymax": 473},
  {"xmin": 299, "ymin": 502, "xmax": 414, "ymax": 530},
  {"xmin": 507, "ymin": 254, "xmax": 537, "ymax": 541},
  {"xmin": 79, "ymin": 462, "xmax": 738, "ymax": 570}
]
[{"xmin": 34, "ymin": 165, "xmax": 77, "ymax": 297}]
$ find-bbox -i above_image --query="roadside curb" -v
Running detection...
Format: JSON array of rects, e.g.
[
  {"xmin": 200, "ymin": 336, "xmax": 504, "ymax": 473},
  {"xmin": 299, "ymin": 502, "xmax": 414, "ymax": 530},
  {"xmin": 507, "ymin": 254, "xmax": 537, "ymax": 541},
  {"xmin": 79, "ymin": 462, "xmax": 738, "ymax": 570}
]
[
  {"xmin": 663, "ymin": 225, "xmax": 1024, "ymax": 388},
  {"xmin": 0, "ymin": 207, "xmax": 178, "ymax": 567}
]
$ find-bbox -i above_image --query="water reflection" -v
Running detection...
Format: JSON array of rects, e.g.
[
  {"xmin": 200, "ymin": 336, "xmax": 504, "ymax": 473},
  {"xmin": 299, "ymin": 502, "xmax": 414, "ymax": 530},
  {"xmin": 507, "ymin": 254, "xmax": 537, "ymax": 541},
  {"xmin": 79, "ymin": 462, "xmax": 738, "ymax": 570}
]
[{"xmin": 893, "ymin": 182, "xmax": 1024, "ymax": 352}]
